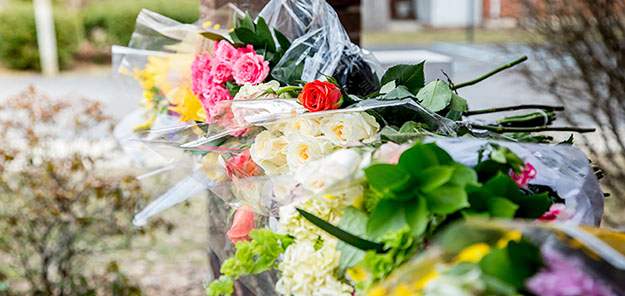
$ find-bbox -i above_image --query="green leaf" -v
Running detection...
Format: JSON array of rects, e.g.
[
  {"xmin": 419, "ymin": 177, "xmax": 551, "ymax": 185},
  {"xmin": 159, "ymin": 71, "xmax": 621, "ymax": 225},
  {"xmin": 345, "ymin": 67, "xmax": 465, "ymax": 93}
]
[
  {"xmin": 414, "ymin": 166, "xmax": 454, "ymax": 193},
  {"xmin": 404, "ymin": 197, "xmax": 429, "ymax": 236},
  {"xmin": 380, "ymin": 63, "xmax": 426, "ymax": 94},
  {"xmin": 379, "ymin": 80, "xmax": 396, "ymax": 94},
  {"xmin": 398, "ymin": 121, "xmax": 419, "ymax": 133},
  {"xmin": 424, "ymin": 185, "xmax": 469, "ymax": 214},
  {"xmin": 364, "ymin": 164, "xmax": 411, "ymax": 194},
  {"xmin": 516, "ymin": 192, "xmax": 551, "ymax": 219},
  {"xmin": 238, "ymin": 13, "xmax": 255, "ymax": 32},
  {"xmin": 416, "ymin": 79, "xmax": 453, "ymax": 112},
  {"xmin": 200, "ymin": 31, "xmax": 227, "ymax": 41},
  {"xmin": 274, "ymin": 29, "xmax": 291, "ymax": 50},
  {"xmin": 484, "ymin": 173, "xmax": 522, "ymax": 203},
  {"xmin": 480, "ymin": 240, "xmax": 542, "ymax": 289},
  {"xmin": 296, "ymin": 208, "xmax": 385, "ymax": 252},
  {"xmin": 487, "ymin": 197, "xmax": 519, "ymax": 218},
  {"xmin": 398, "ymin": 143, "xmax": 440, "ymax": 176},
  {"xmin": 448, "ymin": 163, "xmax": 478, "ymax": 187},
  {"xmin": 426, "ymin": 143, "xmax": 454, "ymax": 165},
  {"xmin": 383, "ymin": 85, "xmax": 414, "ymax": 100},
  {"xmin": 367, "ymin": 199, "xmax": 408, "ymax": 238},
  {"xmin": 255, "ymin": 17, "xmax": 276, "ymax": 52},
  {"xmin": 446, "ymin": 93, "xmax": 468, "ymax": 121},
  {"xmin": 337, "ymin": 207, "xmax": 369, "ymax": 274},
  {"xmin": 233, "ymin": 28, "xmax": 260, "ymax": 47}
]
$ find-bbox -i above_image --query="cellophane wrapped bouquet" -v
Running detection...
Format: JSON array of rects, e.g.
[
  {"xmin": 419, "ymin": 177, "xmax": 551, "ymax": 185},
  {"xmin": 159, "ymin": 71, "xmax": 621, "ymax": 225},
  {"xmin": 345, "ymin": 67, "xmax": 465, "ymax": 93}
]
[{"xmin": 112, "ymin": 1, "xmax": 614, "ymax": 295}]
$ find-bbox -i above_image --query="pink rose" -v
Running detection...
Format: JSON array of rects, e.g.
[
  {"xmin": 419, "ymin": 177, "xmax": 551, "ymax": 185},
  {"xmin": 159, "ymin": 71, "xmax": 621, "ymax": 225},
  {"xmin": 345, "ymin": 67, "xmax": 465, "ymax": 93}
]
[
  {"xmin": 225, "ymin": 148, "xmax": 262, "ymax": 179},
  {"xmin": 537, "ymin": 203, "xmax": 574, "ymax": 223},
  {"xmin": 374, "ymin": 142, "xmax": 410, "ymax": 164},
  {"xmin": 191, "ymin": 53, "xmax": 212, "ymax": 95},
  {"xmin": 213, "ymin": 40, "xmax": 237, "ymax": 60},
  {"xmin": 198, "ymin": 84, "xmax": 233, "ymax": 120},
  {"xmin": 232, "ymin": 52, "xmax": 270, "ymax": 85},
  {"xmin": 510, "ymin": 162, "xmax": 536, "ymax": 189},
  {"xmin": 226, "ymin": 205, "xmax": 256, "ymax": 244},
  {"xmin": 209, "ymin": 57, "xmax": 233, "ymax": 84}
]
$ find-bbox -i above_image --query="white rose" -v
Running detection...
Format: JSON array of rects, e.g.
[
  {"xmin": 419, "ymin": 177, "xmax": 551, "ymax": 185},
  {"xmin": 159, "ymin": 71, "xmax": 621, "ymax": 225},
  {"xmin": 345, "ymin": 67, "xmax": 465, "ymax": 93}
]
[
  {"xmin": 285, "ymin": 133, "xmax": 334, "ymax": 171},
  {"xmin": 249, "ymin": 130, "xmax": 288, "ymax": 175},
  {"xmin": 320, "ymin": 112, "xmax": 380, "ymax": 146},
  {"xmin": 284, "ymin": 116, "xmax": 322, "ymax": 137},
  {"xmin": 295, "ymin": 149, "xmax": 362, "ymax": 193},
  {"xmin": 234, "ymin": 80, "xmax": 280, "ymax": 100}
]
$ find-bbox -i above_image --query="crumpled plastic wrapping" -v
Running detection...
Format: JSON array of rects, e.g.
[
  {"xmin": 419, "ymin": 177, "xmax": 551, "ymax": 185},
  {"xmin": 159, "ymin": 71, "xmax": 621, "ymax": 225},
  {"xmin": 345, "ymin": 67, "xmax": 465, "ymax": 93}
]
[
  {"xmin": 374, "ymin": 220, "xmax": 625, "ymax": 295},
  {"xmin": 259, "ymin": 0, "xmax": 382, "ymax": 96}
]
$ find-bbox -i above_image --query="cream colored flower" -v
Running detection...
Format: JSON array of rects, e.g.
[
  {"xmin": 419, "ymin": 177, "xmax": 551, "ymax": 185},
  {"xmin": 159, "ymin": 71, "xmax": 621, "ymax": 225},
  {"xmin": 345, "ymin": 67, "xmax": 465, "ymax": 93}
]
[
  {"xmin": 295, "ymin": 149, "xmax": 362, "ymax": 193},
  {"xmin": 249, "ymin": 130, "xmax": 288, "ymax": 175},
  {"xmin": 319, "ymin": 112, "xmax": 380, "ymax": 146},
  {"xmin": 234, "ymin": 80, "xmax": 280, "ymax": 101},
  {"xmin": 284, "ymin": 117, "xmax": 322, "ymax": 137},
  {"xmin": 285, "ymin": 133, "xmax": 334, "ymax": 171}
]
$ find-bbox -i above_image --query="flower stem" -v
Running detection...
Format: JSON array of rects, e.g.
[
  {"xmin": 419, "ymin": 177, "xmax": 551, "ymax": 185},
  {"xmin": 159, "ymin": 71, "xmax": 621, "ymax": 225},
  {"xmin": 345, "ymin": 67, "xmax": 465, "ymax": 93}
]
[
  {"xmin": 470, "ymin": 124, "xmax": 595, "ymax": 133},
  {"xmin": 466, "ymin": 104, "xmax": 564, "ymax": 116},
  {"xmin": 275, "ymin": 86, "xmax": 303, "ymax": 97},
  {"xmin": 453, "ymin": 56, "xmax": 528, "ymax": 89}
]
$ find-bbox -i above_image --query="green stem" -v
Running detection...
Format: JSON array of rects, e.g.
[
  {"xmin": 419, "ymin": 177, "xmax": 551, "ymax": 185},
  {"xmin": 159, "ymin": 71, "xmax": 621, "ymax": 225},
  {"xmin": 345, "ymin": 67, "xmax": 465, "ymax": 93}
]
[
  {"xmin": 466, "ymin": 104, "xmax": 564, "ymax": 116},
  {"xmin": 275, "ymin": 86, "xmax": 303, "ymax": 97},
  {"xmin": 453, "ymin": 56, "xmax": 528, "ymax": 89},
  {"xmin": 470, "ymin": 124, "xmax": 595, "ymax": 133}
]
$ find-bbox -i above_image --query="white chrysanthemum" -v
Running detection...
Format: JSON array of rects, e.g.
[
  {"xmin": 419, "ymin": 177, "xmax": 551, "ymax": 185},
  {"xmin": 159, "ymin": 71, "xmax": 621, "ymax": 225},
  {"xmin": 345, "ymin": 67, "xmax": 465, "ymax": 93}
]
[
  {"xmin": 319, "ymin": 112, "xmax": 380, "ymax": 146},
  {"xmin": 276, "ymin": 239, "xmax": 353, "ymax": 296}
]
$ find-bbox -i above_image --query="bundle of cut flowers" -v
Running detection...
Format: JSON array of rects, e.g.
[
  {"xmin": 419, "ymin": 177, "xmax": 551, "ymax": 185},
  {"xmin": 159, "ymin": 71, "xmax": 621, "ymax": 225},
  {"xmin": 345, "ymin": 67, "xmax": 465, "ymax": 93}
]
[{"xmin": 111, "ymin": 1, "xmax": 610, "ymax": 295}]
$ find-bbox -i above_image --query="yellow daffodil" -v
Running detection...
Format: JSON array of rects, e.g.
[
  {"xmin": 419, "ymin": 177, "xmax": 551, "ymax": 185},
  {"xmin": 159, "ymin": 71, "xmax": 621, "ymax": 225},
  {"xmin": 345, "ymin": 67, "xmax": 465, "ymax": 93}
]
[
  {"xmin": 166, "ymin": 87, "xmax": 207, "ymax": 122},
  {"xmin": 496, "ymin": 230, "xmax": 522, "ymax": 248},
  {"xmin": 413, "ymin": 270, "xmax": 438, "ymax": 290}
]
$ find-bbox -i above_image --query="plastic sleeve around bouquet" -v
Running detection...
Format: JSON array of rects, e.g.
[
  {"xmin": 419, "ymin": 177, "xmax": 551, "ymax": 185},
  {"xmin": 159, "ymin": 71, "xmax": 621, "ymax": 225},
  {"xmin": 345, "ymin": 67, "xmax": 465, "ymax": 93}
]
[
  {"xmin": 429, "ymin": 137, "xmax": 603, "ymax": 226},
  {"xmin": 259, "ymin": 0, "xmax": 383, "ymax": 96},
  {"xmin": 373, "ymin": 220, "xmax": 625, "ymax": 296}
]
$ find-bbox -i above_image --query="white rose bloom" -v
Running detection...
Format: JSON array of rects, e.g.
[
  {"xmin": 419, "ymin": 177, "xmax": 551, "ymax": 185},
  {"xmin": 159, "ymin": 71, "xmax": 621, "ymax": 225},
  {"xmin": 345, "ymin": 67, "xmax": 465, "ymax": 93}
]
[
  {"xmin": 233, "ymin": 80, "xmax": 280, "ymax": 100},
  {"xmin": 284, "ymin": 117, "xmax": 322, "ymax": 137},
  {"xmin": 295, "ymin": 149, "xmax": 363, "ymax": 193},
  {"xmin": 249, "ymin": 130, "xmax": 288, "ymax": 175},
  {"xmin": 285, "ymin": 133, "xmax": 334, "ymax": 171},
  {"xmin": 320, "ymin": 112, "xmax": 380, "ymax": 146}
]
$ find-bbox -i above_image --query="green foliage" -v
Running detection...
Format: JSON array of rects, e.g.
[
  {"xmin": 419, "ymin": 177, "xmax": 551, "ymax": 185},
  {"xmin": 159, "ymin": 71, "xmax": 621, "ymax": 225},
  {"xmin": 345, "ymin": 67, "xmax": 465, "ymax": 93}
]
[
  {"xmin": 336, "ymin": 207, "xmax": 370, "ymax": 274},
  {"xmin": 380, "ymin": 63, "xmax": 425, "ymax": 94},
  {"xmin": 83, "ymin": 0, "xmax": 199, "ymax": 46},
  {"xmin": 0, "ymin": 3, "xmax": 82, "ymax": 70},
  {"xmin": 205, "ymin": 229, "xmax": 294, "ymax": 296},
  {"xmin": 479, "ymin": 240, "xmax": 542, "ymax": 290},
  {"xmin": 229, "ymin": 14, "xmax": 290, "ymax": 67},
  {"xmin": 0, "ymin": 89, "xmax": 171, "ymax": 295},
  {"xmin": 416, "ymin": 79, "xmax": 453, "ymax": 112}
]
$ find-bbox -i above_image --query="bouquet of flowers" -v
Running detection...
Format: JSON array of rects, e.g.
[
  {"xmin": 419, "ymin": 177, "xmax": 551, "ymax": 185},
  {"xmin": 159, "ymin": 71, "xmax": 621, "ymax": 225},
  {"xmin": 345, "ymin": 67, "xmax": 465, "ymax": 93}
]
[{"xmin": 112, "ymin": 1, "xmax": 610, "ymax": 295}]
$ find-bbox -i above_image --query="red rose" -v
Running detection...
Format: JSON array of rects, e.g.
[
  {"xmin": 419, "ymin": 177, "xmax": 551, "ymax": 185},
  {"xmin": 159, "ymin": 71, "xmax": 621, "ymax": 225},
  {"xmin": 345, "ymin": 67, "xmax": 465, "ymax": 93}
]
[
  {"xmin": 298, "ymin": 80, "xmax": 342, "ymax": 112},
  {"xmin": 226, "ymin": 205, "xmax": 256, "ymax": 244}
]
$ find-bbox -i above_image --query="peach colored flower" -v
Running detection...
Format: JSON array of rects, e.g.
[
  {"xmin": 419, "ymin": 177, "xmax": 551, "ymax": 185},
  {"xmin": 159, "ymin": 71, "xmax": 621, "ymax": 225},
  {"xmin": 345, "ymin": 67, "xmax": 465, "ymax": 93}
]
[
  {"xmin": 226, "ymin": 205, "xmax": 256, "ymax": 244},
  {"xmin": 232, "ymin": 52, "xmax": 270, "ymax": 85},
  {"xmin": 374, "ymin": 142, "xmax": 410, "ymax": 164}
]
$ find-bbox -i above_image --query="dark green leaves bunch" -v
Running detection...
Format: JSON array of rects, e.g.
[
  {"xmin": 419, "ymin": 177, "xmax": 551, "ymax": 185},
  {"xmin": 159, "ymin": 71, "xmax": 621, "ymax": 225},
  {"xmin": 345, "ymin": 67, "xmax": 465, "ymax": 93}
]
[
  {"xmin": 377, "ymin": 62, "xmax": 468, "ymax": 121},
  {"xmin": 229, "ymin": 13, "xmax": 291, "ymax": 67}
]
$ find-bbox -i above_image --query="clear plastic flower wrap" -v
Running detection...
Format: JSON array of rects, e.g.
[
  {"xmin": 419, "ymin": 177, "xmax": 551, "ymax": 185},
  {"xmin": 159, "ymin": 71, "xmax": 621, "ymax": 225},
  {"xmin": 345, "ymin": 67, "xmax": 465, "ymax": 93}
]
[{"xmin": 370, "ymin": 220, "xmax": 625, "ymax": 296}]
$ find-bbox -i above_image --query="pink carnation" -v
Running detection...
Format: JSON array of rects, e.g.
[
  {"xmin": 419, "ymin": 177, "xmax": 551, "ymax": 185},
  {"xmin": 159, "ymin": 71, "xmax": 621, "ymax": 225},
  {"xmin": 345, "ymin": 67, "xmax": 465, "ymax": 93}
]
[
  {"xmin": 537, "ymin": 203, "xmax": 574, "ymax": 223},
  {"xmin": 191, "ymin": 53, "xmax": 212, "ymax": 95},
  {"xmin": 198, "ymin": 84, "xmax": 233, "ymax": 120},
  {"xmin": 510, "ymin": 162, "xmax": 536, "ymax": 189},
  {"xmin": 232, "ymin": 52, "xmax": 270, "ymax": 85},
  {"xmin": 232, "ymin": 44, "xmax": 255, "ymax": 61},
  {"xmin": 209, "ymin": 57, "xmax": 233, "ymax": 84}
]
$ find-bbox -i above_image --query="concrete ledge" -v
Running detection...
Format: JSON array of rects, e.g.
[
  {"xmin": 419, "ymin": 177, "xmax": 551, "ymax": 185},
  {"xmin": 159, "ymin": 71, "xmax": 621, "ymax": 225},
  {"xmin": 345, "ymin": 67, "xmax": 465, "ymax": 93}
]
[{"xmin": 371, "ymin": 49, "xmax": 454, "ymax": 82}]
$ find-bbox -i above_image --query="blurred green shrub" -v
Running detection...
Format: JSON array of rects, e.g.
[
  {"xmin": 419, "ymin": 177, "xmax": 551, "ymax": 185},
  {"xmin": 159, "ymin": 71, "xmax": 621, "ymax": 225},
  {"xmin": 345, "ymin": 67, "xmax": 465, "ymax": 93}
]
[
  {"xmin": 0, "ymin": 3, "xmax": 82, "ymax": 70},
  {"xmin": 0, "ymin": 88, "xmax": 172, "ymax": 295},
  {"xmin": 83, "ymin": 0, "xmax": 199, "ymax": 46}
]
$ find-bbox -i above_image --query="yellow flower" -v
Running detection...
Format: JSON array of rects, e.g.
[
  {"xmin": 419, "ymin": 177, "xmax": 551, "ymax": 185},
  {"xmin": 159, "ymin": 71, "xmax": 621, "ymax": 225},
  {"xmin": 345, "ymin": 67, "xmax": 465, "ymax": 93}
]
[
  {"xmin": 202, "ymin": 21, "xmax": 212, "ymax": 28},
  {"xmin": 166, "ymin": 87, "xmax": 207, "ymax": 122},
  {"xmin": 455, "ymin": 242, "xmax": 491, "ymax": 263},
  {"xmin": 132, "ymin": 115, "xmax": 156, "ymax": 132},
  {"xmin": 413, "ymin": 270, "xmax": 438, "ymax": 290},
  {"xmin": 391, "ymin": 284, "xmax": 414, "ymax": 296},
  {"xmin": 346, "ymin": 267, "xmax": 367, "ymax": 282},
  {"xmin": 496, "ymin": 230, "xmax": 522, "ymax": 248},
  {"xmin": 367, "ymin": 286, "xmax": 387, "ymax": 296}
]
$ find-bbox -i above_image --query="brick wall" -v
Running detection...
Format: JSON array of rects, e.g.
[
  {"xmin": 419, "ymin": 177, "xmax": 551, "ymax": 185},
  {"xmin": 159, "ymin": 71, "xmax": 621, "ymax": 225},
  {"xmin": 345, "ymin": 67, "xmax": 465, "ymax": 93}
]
[{"xmin": 483, "ymin": 0, "xmax": 522, "ymax": 19}]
